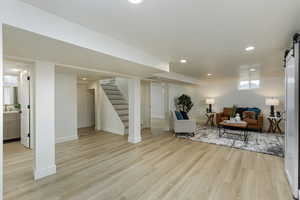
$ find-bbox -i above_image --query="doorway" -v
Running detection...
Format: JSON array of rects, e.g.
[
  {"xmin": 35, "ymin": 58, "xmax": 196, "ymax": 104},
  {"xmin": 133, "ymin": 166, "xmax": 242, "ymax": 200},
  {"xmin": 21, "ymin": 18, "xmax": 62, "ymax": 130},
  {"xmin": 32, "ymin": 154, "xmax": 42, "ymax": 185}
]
[
  {"xmin": 150, "ymin": 82, "xmax": 169, "ymax": 134},
  {"xmin": 3, "ymin": 60, "xmax": 32, "ymax": 149},
  {"xmin": 77, "ymin": 83, "xmax": 96, "ymax": 136}
]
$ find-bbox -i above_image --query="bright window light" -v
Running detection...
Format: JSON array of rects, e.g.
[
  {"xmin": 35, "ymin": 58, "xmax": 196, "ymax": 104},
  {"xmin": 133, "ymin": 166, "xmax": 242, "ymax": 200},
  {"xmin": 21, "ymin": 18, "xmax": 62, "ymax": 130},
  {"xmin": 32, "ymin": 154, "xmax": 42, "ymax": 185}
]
[
  {"xmin": 239, "ymin": 81, "xmax": 250, "ymax": 90},
  {"xmin": 245, "ymin": 46, "xmax": 255, "ymax": 51},
  {"xmin": 238, "ymin": 78, "xmax": 260, "ymax": 90},
  {"xmin": 250, "ymin": 80, "xmax": 260, "ymax": 89},
  {"xmin": 128, "ymin": 0, "xmax": 143, "ymax": 4}
]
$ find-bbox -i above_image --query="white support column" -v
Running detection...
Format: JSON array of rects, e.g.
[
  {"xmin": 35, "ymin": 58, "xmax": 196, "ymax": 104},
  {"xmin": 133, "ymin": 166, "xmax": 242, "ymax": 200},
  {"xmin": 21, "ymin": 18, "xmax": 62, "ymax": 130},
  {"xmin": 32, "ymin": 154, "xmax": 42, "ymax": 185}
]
[
  {"xmin": 163, "ymin": 83, "xmax": 170, "ymax": 131},
  {"xmin": 94, "ymin": 80, "xmax": 102, "ymax": 131},
  {"xmin": 128, "ymin": 79, "xmax": 141, "ymax": 143},
  {"xmin": 0, "ymin": 23, "xmax": 4, "ymax": 200},
  {"xmin": 33, "ymin": 61, "xmax": 56, "ymax": 180}
]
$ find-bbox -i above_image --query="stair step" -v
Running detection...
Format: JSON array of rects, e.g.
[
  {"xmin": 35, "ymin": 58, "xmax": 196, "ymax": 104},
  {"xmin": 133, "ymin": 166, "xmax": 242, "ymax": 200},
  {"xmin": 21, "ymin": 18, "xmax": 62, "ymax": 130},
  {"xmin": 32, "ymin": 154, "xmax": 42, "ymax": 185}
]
[
  {"xmin": 102, "ymin": 85, "xmax": 118, "ymax": 90},
  {"xmin": 103, "ymin": 83, "xmax": 116, "ymax": 87},
  {"xmin": 117, "ymin": 110, "xmax": 129, "ymax": 115},
  {"xmin": 108, "ymin": 95, "xmax": 124, "ymax": 100},
  {"xmin": 105, "ymin": 90, "xmax": 122, "ymax": 95},
  {"xmin": 101, "ymin": 79, "xmax": 115, "ymax": 84},
  {"xmin": 114, "ymin": 105, "xmax": 128, "ymax": 110},
  {"xmin": 110, "ymin": 100, "xmax": 127, "ymax": 105},
  {"xmin": 101, "ymin": 81, "xmax": 130, "ymax": 131},
  {"xmin": 121, "ymin": 116, "xmax": 129, "ymax": 121}
]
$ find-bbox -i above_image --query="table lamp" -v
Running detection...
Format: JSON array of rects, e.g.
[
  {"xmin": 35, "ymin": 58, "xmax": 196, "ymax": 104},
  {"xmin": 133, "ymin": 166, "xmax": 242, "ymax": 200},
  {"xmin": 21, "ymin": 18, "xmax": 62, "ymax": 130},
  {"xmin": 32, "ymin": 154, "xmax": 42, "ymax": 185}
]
[
  {"xmin": 265, "ymin": 98, "xmax": 279, "ymax": 117},
  {"xmin": 206, "ymin": 98, "xmax": 215, "ymax": 113}
]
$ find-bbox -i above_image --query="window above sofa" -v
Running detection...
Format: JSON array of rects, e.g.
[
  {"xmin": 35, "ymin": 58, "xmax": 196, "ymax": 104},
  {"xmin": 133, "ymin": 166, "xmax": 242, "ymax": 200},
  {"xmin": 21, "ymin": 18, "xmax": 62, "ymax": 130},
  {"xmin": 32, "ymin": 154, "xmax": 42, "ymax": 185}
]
[
  {"xmin": 239, "ymin": 79, "xmax": 260, "ymax": 90},
  {"xmin": 238, "ymin": 65, "xmax": 260, "ymax": 90}
]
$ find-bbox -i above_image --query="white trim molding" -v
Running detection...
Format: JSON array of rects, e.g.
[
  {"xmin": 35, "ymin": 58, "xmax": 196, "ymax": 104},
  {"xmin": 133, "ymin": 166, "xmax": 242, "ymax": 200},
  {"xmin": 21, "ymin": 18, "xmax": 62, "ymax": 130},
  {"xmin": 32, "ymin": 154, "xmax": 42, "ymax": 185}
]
[{"xmin": 34, "ymin": 165, "xmax": 56, "ymax": 180}]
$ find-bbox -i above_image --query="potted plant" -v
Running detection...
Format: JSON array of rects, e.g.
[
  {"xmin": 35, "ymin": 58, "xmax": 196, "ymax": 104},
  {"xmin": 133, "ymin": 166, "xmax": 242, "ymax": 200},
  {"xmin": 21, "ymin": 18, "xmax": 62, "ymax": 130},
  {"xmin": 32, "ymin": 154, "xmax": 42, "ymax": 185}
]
[{"xmin": 176, "ymin": 94, "xmax": 194, "ymax": 113}]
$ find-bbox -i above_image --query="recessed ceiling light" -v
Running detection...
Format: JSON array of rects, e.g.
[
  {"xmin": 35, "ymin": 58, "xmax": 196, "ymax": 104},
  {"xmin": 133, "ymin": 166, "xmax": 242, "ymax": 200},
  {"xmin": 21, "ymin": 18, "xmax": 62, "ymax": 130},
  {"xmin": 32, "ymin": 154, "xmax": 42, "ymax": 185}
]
[
  {"xmin": 207, "ymin": 73, "xmax": 212, "ymax": 76},
  {"xmin": 180, "ymin": 59, "xmax": 187, "ymax": 63},
  {"xmin": 249, "ymin": 68, "xmax": 256, "ymax": 72},
  {"xmin": 81, "ymin": 77, "xmax": 88, "ymax": 81},
  {"xmin": 245, "ymin": 46, "xmax": 255, "ymax": 51},
  {"xmin": 23, "ymin": 70, "xmax": 28, "ymax": 73},
  {"xmin": 12, "ymin": 68, "xmax": 21, "ymax": 72},
  {"xmin": 128, "ymin": 0, "xmax": 143, "ymax": 4}
]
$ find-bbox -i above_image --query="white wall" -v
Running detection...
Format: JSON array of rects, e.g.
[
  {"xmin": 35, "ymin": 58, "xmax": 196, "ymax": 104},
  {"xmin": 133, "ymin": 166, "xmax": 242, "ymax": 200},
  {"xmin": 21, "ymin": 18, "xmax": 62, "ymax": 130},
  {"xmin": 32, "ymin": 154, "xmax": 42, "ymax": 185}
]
[
  {"xmin": 77, "ymin": 84, "xmax": 95, "ymax": 128},
  {"xmin": 151, "ymin": 83, "xmax": 165, "ymax": 119},
  {"xmin": 55, "ymin": 72, "xmax": 78, "ymax": 143}
]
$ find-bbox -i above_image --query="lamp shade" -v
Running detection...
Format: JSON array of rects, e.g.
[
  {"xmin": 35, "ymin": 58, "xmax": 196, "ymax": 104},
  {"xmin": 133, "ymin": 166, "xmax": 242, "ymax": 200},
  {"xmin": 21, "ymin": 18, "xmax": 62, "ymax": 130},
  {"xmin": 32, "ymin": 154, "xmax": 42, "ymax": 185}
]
[
  {"xmin": 206, "ymin": 98, "xmax": 215, "ymax": 105},
  {"xmin": 265, "ymin": 98, "xmax": 279, "ymax": 106}
]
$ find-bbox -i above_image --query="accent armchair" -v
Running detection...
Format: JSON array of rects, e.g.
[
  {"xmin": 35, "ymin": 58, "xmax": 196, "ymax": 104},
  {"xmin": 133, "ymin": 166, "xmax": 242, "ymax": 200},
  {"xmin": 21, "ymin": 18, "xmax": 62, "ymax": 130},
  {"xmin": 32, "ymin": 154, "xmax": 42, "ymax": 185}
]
[{"xmin": 171, "ymin": 111, "xmax": 196, "ymax": 137}]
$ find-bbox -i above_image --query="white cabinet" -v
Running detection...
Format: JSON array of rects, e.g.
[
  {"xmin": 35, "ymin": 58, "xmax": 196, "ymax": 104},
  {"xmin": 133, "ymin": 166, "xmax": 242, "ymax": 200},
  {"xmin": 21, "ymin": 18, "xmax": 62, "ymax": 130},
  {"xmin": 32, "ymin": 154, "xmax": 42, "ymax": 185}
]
[{"xmin": 3, "ymin": 112, "xmax": 21, "ymax": 141}]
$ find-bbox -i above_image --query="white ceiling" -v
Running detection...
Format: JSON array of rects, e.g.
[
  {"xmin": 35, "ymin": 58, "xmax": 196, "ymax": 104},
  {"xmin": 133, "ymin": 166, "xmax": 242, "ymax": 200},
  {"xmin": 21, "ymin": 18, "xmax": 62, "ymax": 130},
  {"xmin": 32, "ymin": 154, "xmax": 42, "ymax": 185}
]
[
  {"xmin": 55, "ymin": 65, "xmax": 113, "ymax": 84},
  {"xmin": 3, "ymin": 60, "xmax": 30, "ymax": 75},
  {"xmin": 3, "ymin": 25, "xmax": 165, "ymax": 78},
  {"xmin": 19, "ymin": 0, "xmax": 300, "ymax": 79}
]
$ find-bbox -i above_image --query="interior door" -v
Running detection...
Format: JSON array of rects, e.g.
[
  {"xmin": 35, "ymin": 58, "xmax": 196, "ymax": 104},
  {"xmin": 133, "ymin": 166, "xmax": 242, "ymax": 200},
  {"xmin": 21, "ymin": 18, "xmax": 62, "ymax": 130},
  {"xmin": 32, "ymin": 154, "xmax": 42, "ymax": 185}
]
[
  {"xmin": 285, "ymin": 47, "xmax": 299, "ymax": 198},
  {"xmin": 20, "ymin": 71, "xmax": 31, "ymax": 148}
]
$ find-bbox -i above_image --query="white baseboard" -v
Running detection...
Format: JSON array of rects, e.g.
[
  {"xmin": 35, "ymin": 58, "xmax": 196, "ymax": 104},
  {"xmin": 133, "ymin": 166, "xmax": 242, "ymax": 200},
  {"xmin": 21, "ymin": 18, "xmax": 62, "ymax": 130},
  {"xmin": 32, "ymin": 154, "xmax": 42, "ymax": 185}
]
[
  {"xmin": 56, "ymin": 135, "xmax": 78, "ymax": 144},
  {"xmin": 34, "ymin": 165, "xmax": 56, "ymax": 180},
  {"xmin": 102, "ymin": 128, "xmax": 125, "ymax": 135},
  {"xmin": 128, "ymin": 136, "xmax": 141, "ymax": 144}
]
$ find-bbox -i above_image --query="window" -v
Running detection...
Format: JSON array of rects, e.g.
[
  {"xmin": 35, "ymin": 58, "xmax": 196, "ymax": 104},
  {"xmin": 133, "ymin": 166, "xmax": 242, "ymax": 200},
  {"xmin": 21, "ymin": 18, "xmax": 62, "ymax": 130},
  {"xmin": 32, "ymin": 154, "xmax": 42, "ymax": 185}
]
[
  {"xmin": 250, "ymin": 80, "xmax": 260, "ymax": 89},
  {"xmin": 238, "ymin": 69, "xmax": 260, "ymax": 90},
  {"xmin": 239, "ymin": 80, "xmax": 250, "ymax": 90}
]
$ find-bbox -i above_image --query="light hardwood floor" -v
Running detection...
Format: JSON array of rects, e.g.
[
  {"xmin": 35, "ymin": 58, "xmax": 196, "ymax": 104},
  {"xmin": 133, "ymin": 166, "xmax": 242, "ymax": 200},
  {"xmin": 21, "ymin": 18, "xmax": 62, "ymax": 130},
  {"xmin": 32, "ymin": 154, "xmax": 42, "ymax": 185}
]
[{"xmin": 4, "ymin": 128, "xmax": 293, "ymax": 200}]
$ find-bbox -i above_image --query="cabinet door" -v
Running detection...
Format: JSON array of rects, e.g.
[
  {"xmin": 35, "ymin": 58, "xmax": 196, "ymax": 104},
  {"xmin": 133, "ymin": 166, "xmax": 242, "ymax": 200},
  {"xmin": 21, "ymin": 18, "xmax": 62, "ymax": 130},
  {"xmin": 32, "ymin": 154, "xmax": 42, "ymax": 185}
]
[
  {"xmin": 3, "ymin": 117, "xmax": 8, "ymax": 140},
  {"xmin": 4, "ymin": 113, "xmax": 21, "ymax": 140}
]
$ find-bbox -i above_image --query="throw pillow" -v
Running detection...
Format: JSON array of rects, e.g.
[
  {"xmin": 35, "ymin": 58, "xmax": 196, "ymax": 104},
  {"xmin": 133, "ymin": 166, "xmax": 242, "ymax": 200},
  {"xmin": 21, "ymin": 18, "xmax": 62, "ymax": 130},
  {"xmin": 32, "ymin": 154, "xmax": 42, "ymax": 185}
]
[
  {"xmin": 236, "ymin": 107, "xmax": 248, "ymax": 120},
  {"xmin": 180, "ymin": 111, "xmax": 189, "ymax": 120},
  {"xmin": 175, "ymin": 111, "xmax": 184, "ymax": 120},
  {"xmin": 243, "ymin": 111, "xmax": 256, "ymax": 120},
  {"xmin": 247, "ymin": 107, "xmax": 261, "ymax": 119}
]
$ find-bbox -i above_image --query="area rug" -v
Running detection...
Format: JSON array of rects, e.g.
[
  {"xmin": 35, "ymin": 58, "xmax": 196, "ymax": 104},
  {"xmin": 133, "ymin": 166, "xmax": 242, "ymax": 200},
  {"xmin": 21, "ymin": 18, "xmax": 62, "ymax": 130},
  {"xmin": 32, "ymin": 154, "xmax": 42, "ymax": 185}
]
[{"xmin": 190, "ymin": 128, "xmax": 284, "ymax": 157}]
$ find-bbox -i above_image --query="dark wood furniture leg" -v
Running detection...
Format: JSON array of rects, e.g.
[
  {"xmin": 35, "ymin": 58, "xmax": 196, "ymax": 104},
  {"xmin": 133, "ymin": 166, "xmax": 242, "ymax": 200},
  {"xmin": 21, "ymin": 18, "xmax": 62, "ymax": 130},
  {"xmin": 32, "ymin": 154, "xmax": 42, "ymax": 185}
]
[
  {"xmin": 268, "ymin": 118, "xmax": 274, "ymax": 133},
  {"xmin": 275, "ymin": 119, "xmax": 282, "ymax": 134}
]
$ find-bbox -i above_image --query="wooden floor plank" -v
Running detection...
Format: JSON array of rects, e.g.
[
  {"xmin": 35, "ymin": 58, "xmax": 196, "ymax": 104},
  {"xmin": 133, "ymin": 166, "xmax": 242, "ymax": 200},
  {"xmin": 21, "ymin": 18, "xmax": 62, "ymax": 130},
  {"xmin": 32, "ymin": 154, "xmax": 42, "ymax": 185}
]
[{"xmin": 4, "ymin": 128, "xmax": 293, "ymax": 200}]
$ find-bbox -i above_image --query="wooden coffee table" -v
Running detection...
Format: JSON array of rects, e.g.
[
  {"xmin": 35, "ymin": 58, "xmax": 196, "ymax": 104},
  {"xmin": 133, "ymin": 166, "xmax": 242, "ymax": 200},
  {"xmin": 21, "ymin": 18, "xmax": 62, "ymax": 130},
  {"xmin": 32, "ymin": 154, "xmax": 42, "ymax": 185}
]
[{"xmin": 218, "ymin": 121, "xmax": 249, "ymax": 143}]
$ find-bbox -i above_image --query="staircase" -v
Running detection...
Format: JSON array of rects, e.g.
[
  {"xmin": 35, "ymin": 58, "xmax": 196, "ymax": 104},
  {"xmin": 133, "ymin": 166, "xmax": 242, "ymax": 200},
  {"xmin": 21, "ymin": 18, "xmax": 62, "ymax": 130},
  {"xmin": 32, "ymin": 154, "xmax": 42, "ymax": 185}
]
[{"xmin": 101, "ymin": 80, "xmax": 129, "ymax": 131}]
